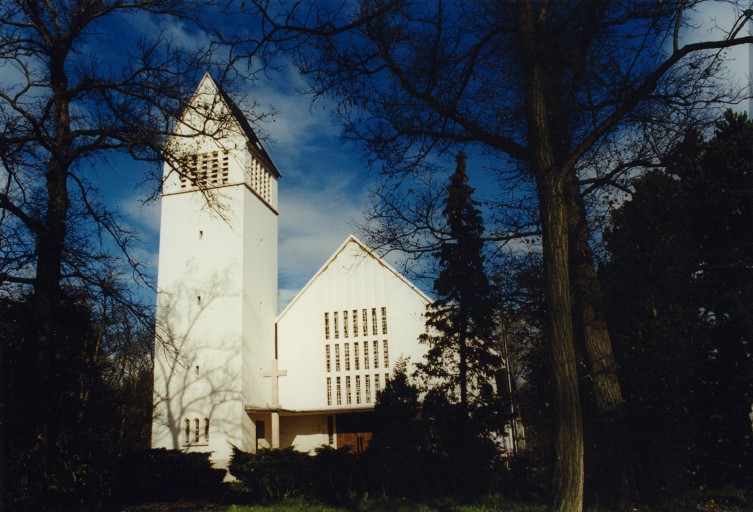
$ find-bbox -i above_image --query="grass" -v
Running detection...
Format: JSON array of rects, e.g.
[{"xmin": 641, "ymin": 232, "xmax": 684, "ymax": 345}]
[
  {"xmin": 126, "ymin": 496, "xmax": 547, "ymax": 512},
  {"xmin": 125, "ymin": 487, "xmax": 753, "ymax": 512}
]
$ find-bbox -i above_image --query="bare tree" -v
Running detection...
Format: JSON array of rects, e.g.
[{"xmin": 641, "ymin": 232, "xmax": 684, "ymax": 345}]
[
  {"xmin": 232, "ymin": 1, "xmax": 753, "ymax": 509},
  {"xmin": 0, "ymin": 1, "xmax": 255, "ymax": 504}
]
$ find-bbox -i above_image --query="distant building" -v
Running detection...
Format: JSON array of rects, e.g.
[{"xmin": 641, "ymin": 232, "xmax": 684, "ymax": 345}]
[{"xmin": 151, "ymin": 74, "xmax": 430, "ymax": 467}]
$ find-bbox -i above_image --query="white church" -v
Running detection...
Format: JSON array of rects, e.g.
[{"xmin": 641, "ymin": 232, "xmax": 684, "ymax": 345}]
[{"xmin": 151, "ymin": 74, "xmax": 432, "ymax": 468}]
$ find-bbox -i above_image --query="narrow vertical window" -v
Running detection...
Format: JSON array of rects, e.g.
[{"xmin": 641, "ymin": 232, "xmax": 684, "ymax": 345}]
[
  {"xmin": 383, "ymin": 340, "xmax": 389, "ymax": 369},
  {"xmin": 199, "ymin": 230, "xmax": 204, "ymax": 240},
  {"xmin": 335, "ymin": 344, "xmax": 341, "ymax": 372},
  {"xmin": 364, "ymin": 341, "xmax": 370, "ymax": 370},
  {"xmin": 343, "ymin": 311, "xmax": 349, "ymax": 338},
  {"xmin": 197, "ymin": 296, "xmax": 201, "ymax": 305},
  {"xmin": 381, "ymin": 307, "xmax": 388, "ymax": 334},
  {"xmin": 352, "ymin": 310, "xmax": 358, "ymax": 337},
  {"xmin": 362, "ymin": 309, "xmax": 368, "ymax": 336},
  {"xmin": 327, "ymin": 377, "xmax": 332, "ymax": 406},
  {"xmin": 194, "ymin": 418, "xmax": 200, "ymax": 443},
  {"xmin": 372, "ymin": 308, "xmax": 378, "ymax": 335},
  {"xmin": 385, "ymin": 373, "xmax": 390, "ymax": 385},
  {"xmin": 184, "ymin": 418, "xmax": 190, "ymax": 444},
  {"xmin": 327, "ymin": 416, "xmax": 334, "ymax": 445},
  {"xmin": 355, "ymin": 375, "xmax": 361, "ymax": 404},
  {"xmin": 336, "ymin": 376, "xmax": 342, "ymax": 405},
  {"xmin": 375, "ymin": 374, "xmax": 381, "ymax": 393},
  {"xmin": 354, "ymin": 343, "xmax": 360, "ymax": 370},
  {"xmin": 324, "ymin": 312, "xmax": 330, "ymax": 339},
  {"xmin": 373, "ymin": 340, "xmax": 379, "ymax": 369},
  {"xmin": 204, "ymin": 418, "xmax": 210, "ymax": 443},
  {"xmin": 334, "ymin": 311, "xmax": 339, "ymax": 338},
  {"xmin": 365, "ymin": 375, "xmax": 371, "ymax": 403},
  {"xmin": 346, "ymin": 376, "xmax": 352, "ymax": 405},
  {"xmin": 325, "ymin": 344, "xmax": 331, "ymax": 372},
  {"xmin": 344, "ymin": 343, "xmax": 350, "ymax": 371}
]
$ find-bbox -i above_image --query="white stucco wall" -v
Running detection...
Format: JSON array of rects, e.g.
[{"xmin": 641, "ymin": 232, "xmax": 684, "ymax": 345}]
[
  {"xmin": 280, "ymin": 414, "xmax": 329, "ymax": 453},
  {"xmin": 152, "ymin": 187, "xmax": 248, "ymax": 466},
  {"xmin": 276, "ymin": 237, "xmax": 430, "ymax": 413}
]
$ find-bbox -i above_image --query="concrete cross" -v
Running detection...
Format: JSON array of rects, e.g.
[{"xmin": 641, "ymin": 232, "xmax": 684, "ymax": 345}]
[{"xmin": 262, "ymin": 359, "xmax": 287, "ymax": 408}]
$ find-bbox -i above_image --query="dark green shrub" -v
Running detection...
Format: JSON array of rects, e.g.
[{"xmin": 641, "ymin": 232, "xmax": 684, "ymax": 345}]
[
  {"xmin": 113, "ymin": 448, "xmax": 226, "ymax": 504},
  {"xmin": 229, "ymin": 446, "xmax": 311, "ymax": 502},
  {"xmin": 310, "ymin": 445, "xmax": 365, "ymax": 503}
]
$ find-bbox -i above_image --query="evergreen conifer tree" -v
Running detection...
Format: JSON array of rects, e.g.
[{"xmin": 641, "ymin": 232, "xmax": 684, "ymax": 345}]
[{"xmin": 418, "ymin": 152, "xmax": 498, "ymax": 414}]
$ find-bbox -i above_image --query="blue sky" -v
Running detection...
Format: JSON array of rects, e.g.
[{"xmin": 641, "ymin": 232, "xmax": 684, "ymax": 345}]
[
  {"xmin": 114, "ymin": 2, "xmax": 751, "ymax": 312},
  {"xmin": 4, "ymin": 2, "xmax": 748, "ymax": 311}
]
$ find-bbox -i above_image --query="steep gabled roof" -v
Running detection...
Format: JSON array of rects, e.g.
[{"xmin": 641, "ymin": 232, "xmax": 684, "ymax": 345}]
[
  {"xmin": 182, "ymin": 72, "xmax": 281, "ymax": 178},
  {"xmin": 277, "ymin": 234, "xmax": 432, "ymax": 322}
]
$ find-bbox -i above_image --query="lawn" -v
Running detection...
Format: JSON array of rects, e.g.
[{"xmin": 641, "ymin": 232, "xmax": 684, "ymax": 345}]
[
  {"xmin": 126, "ymin": 497, "xmax": 546, "ymax": 512},
  {"xmin": 124, "ymin": 487, "xmax": 753, "ymax": 512}
]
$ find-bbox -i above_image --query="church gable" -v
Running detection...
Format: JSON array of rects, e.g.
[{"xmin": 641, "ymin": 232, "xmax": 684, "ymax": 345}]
[
  {"xmin": 275, "ymin": 235, "xmax": 430, "ymax": 414},
  {"xmin": 278, "ymin": 235, "xmax": 430, "ymax": 321}
]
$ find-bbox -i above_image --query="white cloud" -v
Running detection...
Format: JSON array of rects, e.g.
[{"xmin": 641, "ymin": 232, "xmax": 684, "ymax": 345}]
[
  {"xmin": 119, "ymin": 11, "xmax": 212, "ymax": 52},
  {"xmin": 242, "ymin": 66, "xmax": 342, "ymax": 173},
  {"xmin": 278, "ymin": 176, "xmax": 367, "ymax": 295},
  {"xmin": 686, "ymin": 3, "xmax": 752, "ymax": 111},
  {"xmin": 233, "ymin": 64, "xmax": 375, "ymax": 299},
  {"xmin": 119, "ymin": 191, "xmax": 162, "ymax": 237}
]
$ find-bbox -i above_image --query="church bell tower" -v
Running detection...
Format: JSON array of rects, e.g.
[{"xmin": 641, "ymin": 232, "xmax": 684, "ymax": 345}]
[{"xmin": 151, "ymin": 74, "xmax": 280, "ymax": 467}]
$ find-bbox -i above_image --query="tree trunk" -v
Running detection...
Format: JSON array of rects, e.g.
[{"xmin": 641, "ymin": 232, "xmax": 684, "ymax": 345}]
[
  {"xmin": 539, "ymin": 173, "xmax": 585, "ymax": 512},
  {"xmin": 565, "ymin": 174, "xmax": 623, "ymax": 414},
  {"xmin": 565, "ymin": 173, "xmax": 627, "ymax": 502},
  {"xmin": 516, "ymin": 3, "xmax": 584, "ymax": 509},
  {"xmin": 27, "ymin": 51, "xmax": 72, "ymax": 505},
  {"xmin": 459, "ymin": 330, "xmax": 469, "ymax": 413},
  {"xmin": 28, "ymin": 153, "xmax": 68, "ymax": 503}
]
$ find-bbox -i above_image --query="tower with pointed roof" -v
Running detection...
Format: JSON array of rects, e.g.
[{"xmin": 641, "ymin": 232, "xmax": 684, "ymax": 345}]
[{"xmin": 151, "ymin": 74, "xmax": 280, "ymax": 467}]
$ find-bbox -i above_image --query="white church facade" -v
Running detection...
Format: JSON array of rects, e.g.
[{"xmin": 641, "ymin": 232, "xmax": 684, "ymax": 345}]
[{"xmin": 151, "ymin": 74, "xmax": 430, "ymax": 467}]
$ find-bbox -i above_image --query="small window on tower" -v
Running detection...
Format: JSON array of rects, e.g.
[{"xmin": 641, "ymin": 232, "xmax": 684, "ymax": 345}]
[
  {"xmin": 197, "ymin": 296, "xmax": 201, "ymax": 305},
  {"xmin": 372, "ymin": 308, "xmax": 378, "ymax": 335},
  {"xmin": 204, "ymin": 418, "xmax": 210, "ymax": 443},
  {"xmin": 334, "ymin": 312, "xmax": 339, "ymax": 339},
  {"xmin": 343, "ymin": 311, "xmax": 349, "ymax": 338},
  {"xmin": 199, "ymin": 230, "xmax": 204, "ymax": 240},
  {"xmin": 184, "ymin": 418, "xmax": 190, "ymax": 444},
  {"xmin": 324, "ymin": 313, "xmax": 330, "ymax": 339},
  {"xmin": 195, "ymin": 418, "xmax": 200, "ymax": 443},
  {"xmin": 195, "ymin": 365, "xmax": 200, "ymax": 376},
  {"xmin": 381, "ymin": 307, "xmax": 388, "ymax": 334}
]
